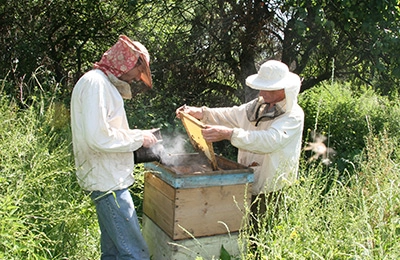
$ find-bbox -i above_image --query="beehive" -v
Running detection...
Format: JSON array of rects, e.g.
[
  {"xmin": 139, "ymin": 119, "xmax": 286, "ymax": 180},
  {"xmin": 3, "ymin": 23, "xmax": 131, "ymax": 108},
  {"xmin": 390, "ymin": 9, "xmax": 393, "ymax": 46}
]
[
  {"xmin": 143, "ymin": 154, "xmax": 253, "ymax": 240},
  {"xmin": 143, "ymin": 112, "xmax": 253, "ymax": 241}
]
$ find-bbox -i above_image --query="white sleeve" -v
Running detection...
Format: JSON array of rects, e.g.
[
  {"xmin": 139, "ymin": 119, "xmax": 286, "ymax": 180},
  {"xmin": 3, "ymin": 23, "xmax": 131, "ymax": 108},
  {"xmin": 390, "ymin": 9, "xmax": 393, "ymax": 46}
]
[
  {"xmin": 230, "ymin": 115, "xmax": 303, "ymax": 154},
  {"xmin": 201, "ymin": 104, "xmax": 246, "ymax": 128},
  {"xmin": 77, "ymin": 74, "xmax": 144, "ymax": 153}
]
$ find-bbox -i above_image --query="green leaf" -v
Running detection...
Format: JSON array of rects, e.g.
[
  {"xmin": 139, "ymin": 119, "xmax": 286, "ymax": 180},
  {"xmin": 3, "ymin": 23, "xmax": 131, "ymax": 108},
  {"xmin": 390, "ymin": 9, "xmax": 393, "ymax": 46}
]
[{"xmin": 220, "ymin": 245, "xmax": 231, "ymax": 260}]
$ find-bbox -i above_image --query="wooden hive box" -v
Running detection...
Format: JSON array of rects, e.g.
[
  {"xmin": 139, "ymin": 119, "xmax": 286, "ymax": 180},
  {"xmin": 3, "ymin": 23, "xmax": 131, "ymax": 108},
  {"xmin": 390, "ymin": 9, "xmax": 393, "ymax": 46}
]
[{"xmin": 143, "ymin": 154, "xmax": 253, "ymax": 240}]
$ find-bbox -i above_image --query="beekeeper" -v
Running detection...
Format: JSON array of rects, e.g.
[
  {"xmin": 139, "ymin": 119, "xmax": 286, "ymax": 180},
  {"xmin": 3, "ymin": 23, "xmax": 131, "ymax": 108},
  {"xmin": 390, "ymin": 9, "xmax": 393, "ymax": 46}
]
[
  {"xmin": 70, "ymin": 35, "xmax": 158, "ymax": 260},
  {"xmin": 176, "ymin": 60, "xmax": 304, "ymax": 217}
]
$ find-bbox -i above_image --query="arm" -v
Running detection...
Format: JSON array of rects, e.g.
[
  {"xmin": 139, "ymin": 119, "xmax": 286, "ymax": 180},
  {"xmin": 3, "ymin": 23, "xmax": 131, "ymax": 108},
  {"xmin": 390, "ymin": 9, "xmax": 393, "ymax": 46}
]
[
  {"xmin": 231, "ymin": 114, "xmax": 303, "ymax": 154},
  {"xmin": 77, "ymin": 74, "xmax": 157, "ymax": 152},
  {"xmin": 176, "ymin": 104, "xmax": 246, "ymax": 128}
]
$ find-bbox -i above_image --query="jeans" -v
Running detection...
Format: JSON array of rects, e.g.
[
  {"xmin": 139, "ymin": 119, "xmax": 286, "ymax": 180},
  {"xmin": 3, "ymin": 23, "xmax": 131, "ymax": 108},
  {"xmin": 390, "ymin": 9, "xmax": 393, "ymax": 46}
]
[{"xmin": 90, "ymin": 189, "xmax": 150, "ymax": 260}]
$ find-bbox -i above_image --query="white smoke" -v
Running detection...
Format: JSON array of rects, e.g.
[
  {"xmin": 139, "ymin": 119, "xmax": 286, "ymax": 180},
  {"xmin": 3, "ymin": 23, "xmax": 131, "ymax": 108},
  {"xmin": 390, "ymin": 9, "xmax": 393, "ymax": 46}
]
[{"xmin": 150, "ymin": 133, "xmax": 195, "ymax": 166}]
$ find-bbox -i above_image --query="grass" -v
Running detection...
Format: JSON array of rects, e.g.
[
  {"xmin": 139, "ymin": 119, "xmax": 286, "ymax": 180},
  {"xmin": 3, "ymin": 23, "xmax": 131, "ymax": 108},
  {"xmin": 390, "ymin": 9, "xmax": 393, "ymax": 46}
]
[
  {"xmin": 238, "ymin": 131, "xmax": 400, "ymax": 259},
  {"xmin": 0, "ymin": 81, "xmax": 399, "ymax": 259},
  {"xmin": 0, "ymin": 96, "xmax": 100, "ymax": 259}
]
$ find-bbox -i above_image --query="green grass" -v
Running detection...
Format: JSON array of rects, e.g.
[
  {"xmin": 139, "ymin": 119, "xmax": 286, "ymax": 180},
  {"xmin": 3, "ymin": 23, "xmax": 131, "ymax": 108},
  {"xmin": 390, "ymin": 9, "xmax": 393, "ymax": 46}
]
[
  {"xmin": 0, "ymin": 96, "xmax": 99, "ymax": 259},
  {"xmin": 1, "ymin": 81, "xmax": 399, "ymax": 259},
  {"xmin": 238, "ymin": 131, "xmax": 400, "ymax": 259}
]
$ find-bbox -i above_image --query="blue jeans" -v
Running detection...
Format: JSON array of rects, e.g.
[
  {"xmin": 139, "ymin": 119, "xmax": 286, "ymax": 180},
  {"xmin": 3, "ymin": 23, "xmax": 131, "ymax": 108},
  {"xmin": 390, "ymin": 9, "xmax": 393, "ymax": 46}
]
[{"xmin": 90, "ymin": 189, "xmax": 150, "ymax": 260}]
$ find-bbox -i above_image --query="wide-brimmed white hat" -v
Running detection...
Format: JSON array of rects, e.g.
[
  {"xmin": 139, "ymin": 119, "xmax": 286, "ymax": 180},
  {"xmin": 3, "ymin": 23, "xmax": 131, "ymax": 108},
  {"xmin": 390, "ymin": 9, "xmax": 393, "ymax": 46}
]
[{"xmin": 246, "ymin": 60, "xmax": 298, "ymax": 90}]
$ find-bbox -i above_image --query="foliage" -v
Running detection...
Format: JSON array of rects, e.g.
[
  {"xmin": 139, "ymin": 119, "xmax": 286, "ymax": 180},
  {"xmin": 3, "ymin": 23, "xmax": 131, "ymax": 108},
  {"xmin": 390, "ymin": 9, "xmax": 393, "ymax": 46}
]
[
  {"xmin": 284, "ymin": 0, "xmax": 400, "ymax": 93},
  {"xmin": 1, "ymin": 0, "xmax": 399, "ymax": 109},
  {"xmin": 299, "ymin": 81, "xmax": 400, "ymax": 172},
  {"xmin": 127, "ymin": 0, "xmax": 400, "ymax": 105},
  {"xmin": 0, "ymin": 0, "xmax": 147, "ymax": 101},
  {"xmin": 0, "ymin": 94, "xmax": 100, "ymax": 258},
  {"xmin": 239, "ymin": 131, "xmax": 400, "ymax": 259}
]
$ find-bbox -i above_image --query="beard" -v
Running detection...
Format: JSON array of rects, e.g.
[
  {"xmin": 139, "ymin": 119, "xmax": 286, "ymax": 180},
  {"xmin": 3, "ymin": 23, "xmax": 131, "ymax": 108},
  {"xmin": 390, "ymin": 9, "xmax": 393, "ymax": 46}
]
[
  {"xmin": 107, "ymin": 73, "xmax": 149, "ymax": 99},
  {"xmin": 107, "ymin": 73, "xmax": 132, "ymax": 99}
]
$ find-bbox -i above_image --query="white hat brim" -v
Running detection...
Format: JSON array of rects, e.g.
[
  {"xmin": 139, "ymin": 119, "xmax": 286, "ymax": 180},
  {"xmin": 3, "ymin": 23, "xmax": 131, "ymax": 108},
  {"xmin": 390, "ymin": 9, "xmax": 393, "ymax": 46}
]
[{"xmin": 246, "ymin": 72, "xmax": 298, "ymax": 90}]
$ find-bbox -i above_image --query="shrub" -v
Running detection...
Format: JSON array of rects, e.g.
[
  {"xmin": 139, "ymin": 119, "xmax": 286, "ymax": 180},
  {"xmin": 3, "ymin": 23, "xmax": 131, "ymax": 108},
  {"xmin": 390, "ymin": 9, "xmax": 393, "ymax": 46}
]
[{"xmin": 299, "ymin": 82, "xmax": 400, "ymax": 172}]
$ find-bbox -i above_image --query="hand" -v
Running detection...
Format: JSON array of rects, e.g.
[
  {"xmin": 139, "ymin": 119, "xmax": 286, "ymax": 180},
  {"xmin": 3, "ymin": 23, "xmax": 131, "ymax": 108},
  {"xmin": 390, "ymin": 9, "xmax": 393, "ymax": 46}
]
[
  {"xmin": 142, "ymin": 130, "xmax": 159, "ymax": 148},
  {"xmin": 175, "ymin": 105, "xmax": 203, "ymax": 120},
  {"xmin": 201, "ymin": 125, "xmax": 233, "ymax": 142}
]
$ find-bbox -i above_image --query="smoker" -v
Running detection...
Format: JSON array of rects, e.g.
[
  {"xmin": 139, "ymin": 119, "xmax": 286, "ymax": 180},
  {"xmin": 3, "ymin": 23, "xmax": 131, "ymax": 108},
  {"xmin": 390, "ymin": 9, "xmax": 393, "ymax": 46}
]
[
  {"xmin": 133, "ymin": 128, "xmax": 163, "ymax": 163},
  {"xmin": 141, "ymin": 112, "xmax": 254, "ymax": 259}
]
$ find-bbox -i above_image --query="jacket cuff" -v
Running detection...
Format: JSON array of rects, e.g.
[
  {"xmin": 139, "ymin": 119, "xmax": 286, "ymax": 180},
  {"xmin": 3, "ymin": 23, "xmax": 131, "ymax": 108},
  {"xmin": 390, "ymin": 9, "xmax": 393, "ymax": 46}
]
[
  {"xmin": 200, "ymin": 106, "xmax": 209, "ymax": 123},
  {"xmin": 230, "ymin": 128, "xmax": 241, "ymax": 146}
]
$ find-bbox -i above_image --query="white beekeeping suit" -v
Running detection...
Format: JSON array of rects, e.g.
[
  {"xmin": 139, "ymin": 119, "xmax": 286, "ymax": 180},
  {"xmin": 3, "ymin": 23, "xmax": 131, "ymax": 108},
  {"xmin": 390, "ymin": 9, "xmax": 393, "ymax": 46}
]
[{"xmin": 201, "ymin": 60, "xmax": 304, "ymax": 195}]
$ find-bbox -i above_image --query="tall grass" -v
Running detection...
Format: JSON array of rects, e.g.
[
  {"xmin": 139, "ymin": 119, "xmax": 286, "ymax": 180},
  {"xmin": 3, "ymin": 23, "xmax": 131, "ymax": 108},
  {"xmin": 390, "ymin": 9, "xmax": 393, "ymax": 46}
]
[
  {"xmin": 240, "ymin": 131, "xmax": 400, "ymax": 259},
  {"xmin": 1, "ymin": 77, "xmax": 399, "ymax": 259},
  {"xmin": 300, "ymin": 82, "xmax": 400, "ymax": 171},
  {"xmin": 238, "ymin": 81, "xmax": 400, "ymax": 259},
  {"xmin": 0, "ymin": 94, "xmax": 100, "ymax": 259}
]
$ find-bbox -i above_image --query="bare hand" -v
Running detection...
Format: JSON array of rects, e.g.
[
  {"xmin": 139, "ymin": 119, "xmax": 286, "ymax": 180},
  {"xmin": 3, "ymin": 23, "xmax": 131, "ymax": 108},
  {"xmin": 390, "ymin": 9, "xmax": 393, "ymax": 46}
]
[
  {"xmin": 201, "ymin": 125, "xmax": 233, "ymax": 142},
  {"xmin": 175, "ymin": 105, "xmax": 203, "ymax": 120},
  {"xmin": 142, "ymin": 130, "xmax": 158, "ymax": 148}
]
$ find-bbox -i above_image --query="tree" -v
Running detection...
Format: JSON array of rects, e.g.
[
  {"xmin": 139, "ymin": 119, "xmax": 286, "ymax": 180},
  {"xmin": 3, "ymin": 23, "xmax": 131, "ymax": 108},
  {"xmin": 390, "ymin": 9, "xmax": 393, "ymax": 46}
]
[
  {"xmin": 135, "ymin": 0, "xmax": 400, "ymax": 109},
  {"xmin": 1, "ymin": 0, "xmax": 399, "ymax": 105},
  {"xmin": 136, "ymin": 0, "xmax": 282, "ymax": 104},
  {"xmin": 283, "ymin": 0, "xmax": 400, "ymax": 94},
  {"xmin": 0, "ymin": 0, "xmax": 146, "ymax": 100}
]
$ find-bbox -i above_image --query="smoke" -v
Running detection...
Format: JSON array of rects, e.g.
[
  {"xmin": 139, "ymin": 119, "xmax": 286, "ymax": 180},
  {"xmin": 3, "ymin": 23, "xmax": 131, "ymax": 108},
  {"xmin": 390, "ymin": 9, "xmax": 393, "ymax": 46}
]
[
  {"xmin": 149, "ymin": 133, "xmax": 194, "ymax": 166},
  {"xmin": 144, "ymin": 131, "xmax": 216, "ymax": 174}
]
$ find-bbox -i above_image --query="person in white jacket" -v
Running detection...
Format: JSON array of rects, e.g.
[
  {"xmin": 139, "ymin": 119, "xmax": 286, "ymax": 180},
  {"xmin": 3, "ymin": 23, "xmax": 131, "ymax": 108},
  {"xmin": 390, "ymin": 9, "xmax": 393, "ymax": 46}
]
[
  {"xmin": 176, "ymin": 60, "xmax": 304, "ymax": 221},
  {"xmin": 70, "ymin": 35, "xmax": 158, "ymax": 260}
]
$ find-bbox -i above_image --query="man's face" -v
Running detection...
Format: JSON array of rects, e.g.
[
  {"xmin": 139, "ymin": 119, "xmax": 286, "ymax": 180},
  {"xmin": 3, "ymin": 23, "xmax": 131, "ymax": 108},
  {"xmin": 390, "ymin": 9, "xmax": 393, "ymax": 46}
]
[
  {"xmin": 259, "ymin": 89, "xmax": 285, "ymax": 104},
  {"xmin": 119, "ymin": 65, "xmax": 142, "ymax": 84},
  {"xmin": 130, "ymin": 81, "xmax": 149, "ymax": 97},
  {"xmin": 118, "ymin": 59, "xmax": 150, "ymax": 96}
]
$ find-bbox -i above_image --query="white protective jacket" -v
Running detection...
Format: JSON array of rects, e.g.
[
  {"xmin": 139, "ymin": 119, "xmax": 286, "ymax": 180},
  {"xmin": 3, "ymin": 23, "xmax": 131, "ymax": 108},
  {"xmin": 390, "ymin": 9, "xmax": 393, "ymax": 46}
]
[
  {"xmin": 202, "ymin": 84, "xmax": 304, "ymax": 195},
  {"xmin": 70, "ymin": 69, "xmax": 145, "ymax": 191}
]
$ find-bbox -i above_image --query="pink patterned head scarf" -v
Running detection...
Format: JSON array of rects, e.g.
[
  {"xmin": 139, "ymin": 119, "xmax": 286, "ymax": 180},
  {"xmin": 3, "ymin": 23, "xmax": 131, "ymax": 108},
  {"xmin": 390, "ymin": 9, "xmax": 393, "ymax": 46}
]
[{"xmin": 93, "ymin": 35, "xmax": 152, "ymax": 88}]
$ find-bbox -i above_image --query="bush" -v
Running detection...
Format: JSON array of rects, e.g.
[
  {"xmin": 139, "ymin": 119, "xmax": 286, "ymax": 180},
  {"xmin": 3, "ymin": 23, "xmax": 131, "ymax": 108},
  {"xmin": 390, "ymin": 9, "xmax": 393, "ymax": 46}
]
[{"xmin": 299, "ymin": 82, "xmax": 400, "ymax": 172}]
